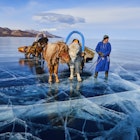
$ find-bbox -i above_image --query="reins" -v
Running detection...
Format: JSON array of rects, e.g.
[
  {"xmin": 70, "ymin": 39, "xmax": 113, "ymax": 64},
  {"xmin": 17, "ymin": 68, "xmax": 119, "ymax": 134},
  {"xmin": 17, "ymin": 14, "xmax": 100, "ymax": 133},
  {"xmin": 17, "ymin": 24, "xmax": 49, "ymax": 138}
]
[{"xmin": 89, "ymin": 58, "xmax": 102, "ymax": 70}]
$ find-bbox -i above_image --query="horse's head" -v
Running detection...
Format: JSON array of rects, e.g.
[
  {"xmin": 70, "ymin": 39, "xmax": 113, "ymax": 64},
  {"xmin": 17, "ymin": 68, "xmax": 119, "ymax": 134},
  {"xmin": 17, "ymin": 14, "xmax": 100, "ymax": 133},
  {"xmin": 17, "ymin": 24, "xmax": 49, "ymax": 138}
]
[
  {"xmin": 37, "ymin": 37, "xmax": 48, "ymax": 48},
  {"xmin": 18, "ymin": 46, "xmax": 28, "ymax": 53},
  {"xmin": 57, "ymin": 42, "xmax": 70, "ymax": 63}
]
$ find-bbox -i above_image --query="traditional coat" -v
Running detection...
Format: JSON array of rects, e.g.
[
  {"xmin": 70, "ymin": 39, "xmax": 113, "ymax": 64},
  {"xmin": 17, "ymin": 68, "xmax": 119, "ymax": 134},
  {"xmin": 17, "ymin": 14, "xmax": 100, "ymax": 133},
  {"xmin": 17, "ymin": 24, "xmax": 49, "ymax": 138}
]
[{"xmin": 95, "ymin": 41, "xmax": 111, "ymax": 72}]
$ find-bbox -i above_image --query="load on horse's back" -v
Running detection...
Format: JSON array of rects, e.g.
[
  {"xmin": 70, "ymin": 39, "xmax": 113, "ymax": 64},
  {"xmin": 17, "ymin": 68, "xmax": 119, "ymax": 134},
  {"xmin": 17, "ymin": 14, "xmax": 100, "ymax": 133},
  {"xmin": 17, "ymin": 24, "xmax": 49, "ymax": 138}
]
[
  {"xmin": 18, "ymin": 32, "xmax": 48, "ymax": 58},
  {"xmin": 65, "ymin": 30, "xmax": 95, "ymax": 69}
]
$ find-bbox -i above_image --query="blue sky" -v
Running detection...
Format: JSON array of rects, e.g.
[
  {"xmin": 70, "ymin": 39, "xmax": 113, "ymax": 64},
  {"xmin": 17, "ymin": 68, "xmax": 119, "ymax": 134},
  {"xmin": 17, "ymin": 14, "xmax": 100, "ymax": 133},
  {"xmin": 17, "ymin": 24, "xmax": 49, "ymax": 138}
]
[{"xmin": 0, "ymin": 0, "xmax": 140, "ymax": 39}]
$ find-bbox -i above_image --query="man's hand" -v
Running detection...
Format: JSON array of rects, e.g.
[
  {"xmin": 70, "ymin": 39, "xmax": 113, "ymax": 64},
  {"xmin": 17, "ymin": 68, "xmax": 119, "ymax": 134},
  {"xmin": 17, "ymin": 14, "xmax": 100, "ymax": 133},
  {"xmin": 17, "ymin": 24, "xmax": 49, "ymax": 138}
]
[{"xmin": 98, "ymin": 52, "xmax": 104, "ymax": 57}]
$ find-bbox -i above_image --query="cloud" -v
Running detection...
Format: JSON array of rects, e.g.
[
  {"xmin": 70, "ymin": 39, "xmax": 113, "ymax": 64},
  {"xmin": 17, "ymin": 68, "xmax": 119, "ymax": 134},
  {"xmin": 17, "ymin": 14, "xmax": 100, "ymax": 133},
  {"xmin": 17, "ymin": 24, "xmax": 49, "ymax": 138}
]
[
  {"xmin": 50, "ymin": 6, "xmax": 140, "ymax": 28},
  {"xmin": 33, "ymin": 12, "xmax": 85, "ymax": 25}
]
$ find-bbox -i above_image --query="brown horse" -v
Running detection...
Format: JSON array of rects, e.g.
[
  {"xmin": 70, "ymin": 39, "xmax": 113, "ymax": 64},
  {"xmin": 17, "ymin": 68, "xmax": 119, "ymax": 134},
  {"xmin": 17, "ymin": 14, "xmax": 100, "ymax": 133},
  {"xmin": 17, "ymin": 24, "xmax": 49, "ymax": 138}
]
[
  {"xmin": 18, "ymin": 37, "xmax": 48, "ymax": 58},
  {"xmin": 43, "ymin": 41, "xmax": 70, "ymax": 83}
]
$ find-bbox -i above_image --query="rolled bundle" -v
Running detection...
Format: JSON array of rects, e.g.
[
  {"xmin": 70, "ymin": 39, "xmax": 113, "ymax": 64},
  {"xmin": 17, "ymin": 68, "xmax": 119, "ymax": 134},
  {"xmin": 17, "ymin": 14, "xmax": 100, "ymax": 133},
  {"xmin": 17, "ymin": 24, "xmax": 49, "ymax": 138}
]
[{"xmin": 84, "ymin": 47, "xmax": 95, "ymax": 62}]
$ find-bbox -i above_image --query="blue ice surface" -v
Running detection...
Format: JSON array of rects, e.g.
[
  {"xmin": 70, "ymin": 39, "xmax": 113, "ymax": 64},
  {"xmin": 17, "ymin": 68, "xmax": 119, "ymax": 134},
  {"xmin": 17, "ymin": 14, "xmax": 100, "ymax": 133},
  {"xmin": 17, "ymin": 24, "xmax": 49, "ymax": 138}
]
[{"xmin": 0, "ymin": 37, "xmax": 140, "ymax": 140}]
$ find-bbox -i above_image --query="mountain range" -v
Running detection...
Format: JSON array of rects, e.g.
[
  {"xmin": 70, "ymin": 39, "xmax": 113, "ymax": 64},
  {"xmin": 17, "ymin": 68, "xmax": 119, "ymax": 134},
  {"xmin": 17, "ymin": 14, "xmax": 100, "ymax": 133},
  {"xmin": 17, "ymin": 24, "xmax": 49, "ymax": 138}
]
[{"xmin": 0, "ymin": 27, "xmax": 61, "ymax": 38}]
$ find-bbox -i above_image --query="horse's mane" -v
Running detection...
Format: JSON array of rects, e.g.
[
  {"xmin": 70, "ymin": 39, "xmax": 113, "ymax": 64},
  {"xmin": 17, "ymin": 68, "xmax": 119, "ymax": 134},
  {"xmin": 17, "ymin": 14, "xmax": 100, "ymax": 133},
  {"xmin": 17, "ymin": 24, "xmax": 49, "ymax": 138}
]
[{"xmin": 52, "ymin": 41, "xmax": 65, "ymax": 45}]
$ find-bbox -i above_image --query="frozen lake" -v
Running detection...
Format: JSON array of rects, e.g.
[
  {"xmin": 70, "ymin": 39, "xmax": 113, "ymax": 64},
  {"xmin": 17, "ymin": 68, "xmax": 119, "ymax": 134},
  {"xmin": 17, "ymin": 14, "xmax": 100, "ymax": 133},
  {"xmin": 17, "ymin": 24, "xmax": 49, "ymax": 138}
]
[{"xmin": 0, "ymin": 37, "xmax": 140, "ymax": 140}]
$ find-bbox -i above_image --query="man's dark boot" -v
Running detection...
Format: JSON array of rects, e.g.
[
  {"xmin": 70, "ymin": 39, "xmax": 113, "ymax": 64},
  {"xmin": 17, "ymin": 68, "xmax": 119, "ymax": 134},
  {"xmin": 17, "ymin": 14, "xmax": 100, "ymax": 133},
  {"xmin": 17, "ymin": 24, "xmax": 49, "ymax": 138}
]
[
  {"xmin": 105, "ymin": 71, "xmax": 108, "ymax": 79},
  {"xmin": 94, "ymin": 72, "xmax": 98, "ymax": 78}
]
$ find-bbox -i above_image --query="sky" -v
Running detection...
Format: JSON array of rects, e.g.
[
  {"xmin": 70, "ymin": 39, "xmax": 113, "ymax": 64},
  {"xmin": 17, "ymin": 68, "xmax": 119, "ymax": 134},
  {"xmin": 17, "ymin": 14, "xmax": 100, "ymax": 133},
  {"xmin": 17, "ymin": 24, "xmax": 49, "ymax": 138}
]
[{"xmin": 0, "ymin": 0, "xmax": 140, "ymax": 39}]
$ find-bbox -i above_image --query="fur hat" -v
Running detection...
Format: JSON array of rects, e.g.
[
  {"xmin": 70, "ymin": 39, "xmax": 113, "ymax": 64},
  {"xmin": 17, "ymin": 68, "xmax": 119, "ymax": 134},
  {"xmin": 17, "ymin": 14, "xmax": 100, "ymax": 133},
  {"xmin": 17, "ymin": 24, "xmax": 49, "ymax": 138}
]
[{"xmin": 103, "ymin": 35, "xmax": 109, "ymax": 40}]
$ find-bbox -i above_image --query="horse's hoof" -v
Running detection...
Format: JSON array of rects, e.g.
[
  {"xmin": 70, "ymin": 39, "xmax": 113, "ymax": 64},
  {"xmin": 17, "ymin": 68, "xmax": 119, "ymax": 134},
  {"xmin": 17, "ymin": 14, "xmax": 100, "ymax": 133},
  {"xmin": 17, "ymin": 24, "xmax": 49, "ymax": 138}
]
[
  {"xmin": 55, "ymin": 79, "xmax": 60, "ymax": 83},
  {"xmin": 77, "ymin": 77, "xmax": 82, "ymax": 82},
  {"xmin": 77, "ymin": 79, "xmax": 82, "ymax": 82},
  {"xmin": 48, "ymin": 79, "xmax": 52, "ymax": 83},
  {"xmin": 69, "ymin": 77, "xmax": 73, "ymax": 80}
]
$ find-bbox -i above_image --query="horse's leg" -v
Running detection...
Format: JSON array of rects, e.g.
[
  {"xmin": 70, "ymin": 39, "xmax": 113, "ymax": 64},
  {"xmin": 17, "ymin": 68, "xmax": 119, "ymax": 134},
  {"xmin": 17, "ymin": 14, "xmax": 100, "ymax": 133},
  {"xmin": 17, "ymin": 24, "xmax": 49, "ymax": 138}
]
[
  {"xmin": 25, "ymin": 53, "xmax": 28, "ymax": 59},
  {"xmin": 40, "ymin": 56, "xmax": 44, "ymax": 67},
  {"xmin": 26, "ymin": 53, "xmax": 30, "ymax": 59},
  {"xmin": 40, "ymin": 52, "xmax": 42, "ymax": 59},
  {"xmin": 75, "ymin": 61, "xmax": 82, "ymax": 82},
  {"xmin": 54, "ymin": 64, "xmax": 59, "ymax": 83},
  {"xmin": 81, "ymin": 59, "xmax": 85, "ymax": 73},
  {"xmin": 35, "ymin": 51, "xmax": 38, "ymax": 58},
  {"xmin": 48, "ymin": 65, "xmax": 53, "ymax": 83},
  {"xmin": 39, "ymin": 52, "xmax": 42, "ymax": 59}
]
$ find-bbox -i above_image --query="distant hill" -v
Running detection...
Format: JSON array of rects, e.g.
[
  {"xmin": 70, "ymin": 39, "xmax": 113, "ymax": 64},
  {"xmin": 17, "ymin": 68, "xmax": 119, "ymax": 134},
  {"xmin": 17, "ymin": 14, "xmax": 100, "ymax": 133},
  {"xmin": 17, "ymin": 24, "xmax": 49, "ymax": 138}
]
[
  {"xmin": 26, "ymin": 29, "xmax": 61, "ymax": 38},
  {"xmin": 0, "ymin": 27, "xmax": 61, "ymax": 38}
]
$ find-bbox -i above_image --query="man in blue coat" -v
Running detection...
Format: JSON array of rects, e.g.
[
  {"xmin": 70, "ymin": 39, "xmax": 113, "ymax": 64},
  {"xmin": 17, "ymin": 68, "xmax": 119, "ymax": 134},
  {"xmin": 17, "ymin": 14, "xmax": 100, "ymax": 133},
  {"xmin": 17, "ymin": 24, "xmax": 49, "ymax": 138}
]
[{"xmin": 94, "ymin": 35, "xmax": 111, "ymax": 79}]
